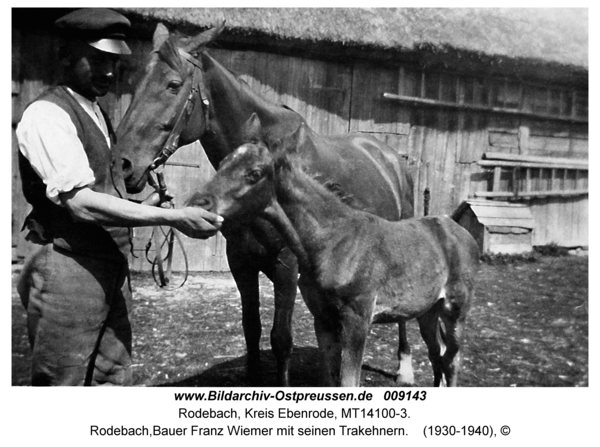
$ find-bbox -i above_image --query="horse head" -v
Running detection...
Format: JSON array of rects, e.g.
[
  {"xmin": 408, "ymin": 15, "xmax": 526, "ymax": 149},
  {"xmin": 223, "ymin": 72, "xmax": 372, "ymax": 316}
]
[
  {"xmin": 116, "ymin": 22, "xmax": 224, "ymax": 193},
  {"xmin": 188, "ymin": 121, "xmax": 319, "ymax": 220},
  {"xmin": 187, "ymin": 143, "xmax": 276, "ymax": 222}
]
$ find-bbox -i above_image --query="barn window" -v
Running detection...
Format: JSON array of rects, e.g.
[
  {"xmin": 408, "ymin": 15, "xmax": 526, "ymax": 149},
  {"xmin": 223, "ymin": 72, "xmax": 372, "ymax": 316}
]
[{"xmin": 495, "ymin": 81, "xmax": 521, "ymax": 109}]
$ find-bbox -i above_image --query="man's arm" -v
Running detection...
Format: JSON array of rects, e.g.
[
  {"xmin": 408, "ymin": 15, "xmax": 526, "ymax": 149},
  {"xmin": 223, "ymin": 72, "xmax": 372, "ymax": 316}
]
[{"xmin": 60, "ymin": 187, "xmax": 223, "ymax": 239}]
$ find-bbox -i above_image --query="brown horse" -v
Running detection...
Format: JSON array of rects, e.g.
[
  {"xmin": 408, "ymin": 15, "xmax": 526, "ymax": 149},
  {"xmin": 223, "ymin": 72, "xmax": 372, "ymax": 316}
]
[
  {"xmin": 115, "ymin": 23, "xmax": 415, "ymax": 386},
  {"xmin": 188, "ymin": 137, "xmax": 479, "ymax": 386}
]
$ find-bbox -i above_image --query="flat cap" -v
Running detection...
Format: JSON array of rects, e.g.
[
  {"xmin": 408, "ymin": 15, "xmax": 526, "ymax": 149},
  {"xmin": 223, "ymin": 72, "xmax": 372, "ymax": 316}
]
[{"xmin": 55, "ymin": 8, "xmax": 131, "ymax": 55}]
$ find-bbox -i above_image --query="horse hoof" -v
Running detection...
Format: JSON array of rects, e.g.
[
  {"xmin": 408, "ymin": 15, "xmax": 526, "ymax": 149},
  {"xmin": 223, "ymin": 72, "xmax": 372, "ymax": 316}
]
[{"xmin": 395, "ymin": 373, "xmax": 415, "ymax": 386}]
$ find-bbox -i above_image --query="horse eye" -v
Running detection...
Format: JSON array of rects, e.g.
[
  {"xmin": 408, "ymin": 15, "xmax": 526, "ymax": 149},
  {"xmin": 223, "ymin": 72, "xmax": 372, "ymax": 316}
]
[
  {"xmin": 246, "ymin": 169, "xmax": 263, "ymax": 184},
  {"xmin": 167, "ymin": 80, "xmax": 183, "ymax": 91}
]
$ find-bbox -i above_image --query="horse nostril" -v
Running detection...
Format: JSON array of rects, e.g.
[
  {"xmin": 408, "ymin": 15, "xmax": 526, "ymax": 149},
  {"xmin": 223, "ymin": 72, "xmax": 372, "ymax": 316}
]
[
  {"xmin": 190, "ymin": 195, "xmax": 215, "ymax": 212},
  {"xmin": 122, "ymin": 157, "xmax": 132, "ymax": 175}
]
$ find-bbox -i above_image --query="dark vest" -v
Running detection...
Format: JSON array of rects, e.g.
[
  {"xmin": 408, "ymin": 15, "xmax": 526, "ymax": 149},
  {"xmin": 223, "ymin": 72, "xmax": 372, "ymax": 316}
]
[{"xmin": 19, "ymin": 86, "xmax": 131, "ymax": 260}]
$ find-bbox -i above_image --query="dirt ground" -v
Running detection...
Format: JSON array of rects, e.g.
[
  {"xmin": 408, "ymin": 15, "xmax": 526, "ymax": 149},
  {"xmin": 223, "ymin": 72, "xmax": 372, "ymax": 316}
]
[{"xmin": 11, "ymin": 254, "xmax": 588, "ymax": 387}]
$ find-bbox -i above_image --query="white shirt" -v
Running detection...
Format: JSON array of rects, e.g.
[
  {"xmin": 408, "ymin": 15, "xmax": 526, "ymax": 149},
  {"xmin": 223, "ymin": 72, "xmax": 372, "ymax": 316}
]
[{"xmin": 16, "ymin": 88, "xmax": 111, "ymax": 205}]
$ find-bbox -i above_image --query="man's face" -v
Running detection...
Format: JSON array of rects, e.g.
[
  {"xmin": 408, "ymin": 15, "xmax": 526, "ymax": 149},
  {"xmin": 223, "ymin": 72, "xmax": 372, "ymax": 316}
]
[{"xmin": 64, "ymin": 42, "xmax": 120, "ymax": 100}]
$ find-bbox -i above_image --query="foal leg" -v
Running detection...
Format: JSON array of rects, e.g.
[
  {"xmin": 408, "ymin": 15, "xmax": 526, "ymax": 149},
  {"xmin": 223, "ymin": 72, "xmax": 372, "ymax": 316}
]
[
  {"xmin": 395, "ymin": 320, "xmax": 415, "ymax": 386},
  {"xmin": 228, "ymin": 253, "xmax": 263, "ymax": 386},
  {"xmin": 417, "ymin": 300, "xmax": 445, "ymax": 387},
  {"xmin": 439, "ymin": 314, "xmax": 463, "ymax": 387},
  {"xmin": 439, "ymin": 289, "xmax": 472, "ymax": 387},
  {"xmin": 300, "ymin": 278, "xmax": 342, "ymax": 386},
  {"xmin": 313, "ymin": 316, "xmax": 342, "ymax": 386},
  {"xmin": 264, "ymin": 247, "xmax": 298, "ymax": 387},
  {"xmin": 313, "ymin": 309, "xmax": 370, "ymax": 387},
  {"xmin": 339, "ymin": 306, "xmax": 372, "ymax": 387}
]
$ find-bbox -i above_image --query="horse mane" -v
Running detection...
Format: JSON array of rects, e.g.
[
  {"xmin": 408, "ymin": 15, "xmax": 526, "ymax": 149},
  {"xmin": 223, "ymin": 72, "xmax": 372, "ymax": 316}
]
[
  {"xmin": 272, "ymin": 151, "xmax": 354, "ymax": 207},
  {"xmin": 200, "ymin": 51, "xmax": 302, "ymax": 117},
  {"xmin": 157, "ymin": 37, "xmax": 185, "ymax": 76},
  {"xmin": 322, "ymin": 180, "xmax": 354, "ymax": 206}
]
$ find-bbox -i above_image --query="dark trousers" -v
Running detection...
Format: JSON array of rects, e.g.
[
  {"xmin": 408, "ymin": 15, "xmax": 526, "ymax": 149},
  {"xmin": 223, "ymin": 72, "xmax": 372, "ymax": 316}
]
[{"xmin": 18, "ymin": 244, "xmax": 133, "ymax": 386}]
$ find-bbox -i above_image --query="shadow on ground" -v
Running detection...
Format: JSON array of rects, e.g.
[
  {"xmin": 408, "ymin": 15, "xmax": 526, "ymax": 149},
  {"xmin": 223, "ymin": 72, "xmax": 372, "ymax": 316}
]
[{"xmin": 155, "ymin": 347, "xmax": 399, "ymax": 387}]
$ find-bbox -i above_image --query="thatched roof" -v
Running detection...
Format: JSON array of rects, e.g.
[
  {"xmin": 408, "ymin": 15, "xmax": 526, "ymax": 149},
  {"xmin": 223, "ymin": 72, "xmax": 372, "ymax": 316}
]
[
  {"xmin": 119, "ymin": 8, "xmax": 587, "ymax": 75},
  {"xmin": 13, "ymin": 8, "xmax": 587, "ymax": 84}
]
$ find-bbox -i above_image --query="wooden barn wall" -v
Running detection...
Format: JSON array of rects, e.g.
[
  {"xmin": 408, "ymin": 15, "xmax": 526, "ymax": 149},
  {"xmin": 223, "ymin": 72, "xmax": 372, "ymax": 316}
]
[
  {"xmin": 12, "ymin": 25, "xmax": 59, "ymax": 262},
  {"xmin": 12, "ymin": 25, "xmax": 589, "ymax": 271},
  {"xmin": 529, "ymin": 196, "xmax": 588, "ymax": 247}
]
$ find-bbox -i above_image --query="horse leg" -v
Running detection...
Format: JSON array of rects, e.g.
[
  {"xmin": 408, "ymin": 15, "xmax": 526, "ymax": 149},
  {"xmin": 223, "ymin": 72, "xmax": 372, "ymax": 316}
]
[
  {"xmin": 417, "ymin": 300, "xmax": 445, "ymax": 387},
  {"xmin": 313, "ymin": 316, "xmax": 341, "ymax": 386},
  {"xmin": 439, "ymin": 288, "xmax": 473, "ymax": 387},
  {"xmin": 227, "ymin": 251, "xmax": 263, "ymax": 386},
  {"xmin": 299, "ymin": 278, "xmax": 340, "ymax": 386},
  {"xmin": 312, "ymin": 315, "xmax": 367, "ymax": 387},
  {"xmin": 395, "ymin": 320, "xmax": 415, "ymax": 386},
  {"xmin": 263, "ymin": 247, "xmax": 298, "ymax": 387},
  {"xmin": 339, "ymin": 305, "xmax": 372, "ymax": 387}
]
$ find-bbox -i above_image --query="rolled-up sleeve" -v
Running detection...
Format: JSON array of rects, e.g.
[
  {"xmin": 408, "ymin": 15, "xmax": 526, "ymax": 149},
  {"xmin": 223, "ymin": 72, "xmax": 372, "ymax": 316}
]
[{"xmin": 16, "ymin": 101, "xmax": 96, "ymax": 205}]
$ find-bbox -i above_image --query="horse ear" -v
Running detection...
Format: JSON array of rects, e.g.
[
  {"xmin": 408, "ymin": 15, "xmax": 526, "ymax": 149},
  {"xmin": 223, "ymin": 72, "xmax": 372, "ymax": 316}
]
[
  {"xmin": 181, "ymin": 21, "xmax": 226, "ymax": 56},
  {"xmin": 293, "ymin": 122, "xmax": 308, "ymax": 148},
  {"xmin": 242, "ymin": 113, "xmax": 262, "ymax": 144},
  {"xmin": 152, "ymin": 23, "xmax": 171, "ymax": 50},
  {"xmin": 274, "ymin": 122, "xmax": 308, "ymax": 153}
]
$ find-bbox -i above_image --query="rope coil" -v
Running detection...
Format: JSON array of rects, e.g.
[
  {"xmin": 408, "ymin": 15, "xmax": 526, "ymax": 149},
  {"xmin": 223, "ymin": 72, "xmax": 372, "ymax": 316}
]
[{"xmin": 145, "ymin": 171, "xmax": 189, "ymax": 290}]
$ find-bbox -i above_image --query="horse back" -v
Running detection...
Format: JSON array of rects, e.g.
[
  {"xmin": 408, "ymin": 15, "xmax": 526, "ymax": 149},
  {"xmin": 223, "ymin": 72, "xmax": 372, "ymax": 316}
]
[
  {"xmin": 296, "ymin": 127, "xmax": 413, "ymax": 222},
  {"xmin": 419, "ymin": 216, "xmax": 480, "ymax": 272},
  {"xmin": 408, "ymin": 216, "xmax": 479, "ymax": 300}
]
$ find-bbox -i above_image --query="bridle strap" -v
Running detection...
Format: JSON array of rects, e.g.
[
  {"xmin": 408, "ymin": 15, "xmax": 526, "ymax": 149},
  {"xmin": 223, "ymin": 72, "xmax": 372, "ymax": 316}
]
[
  {"xmin": 146, "ymin": 50, "xmax": 207, "ymax": 289},
  {"xmin": 149, "ymin": 50, "xmax": 210, "ymax": 170}
]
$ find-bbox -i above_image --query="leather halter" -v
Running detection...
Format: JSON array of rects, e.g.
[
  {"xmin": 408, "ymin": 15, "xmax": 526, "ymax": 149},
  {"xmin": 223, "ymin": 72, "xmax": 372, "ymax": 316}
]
[
  {"xmin": 146, "ymin": 49, "xmax": 208, "ymax": 289},
  {"xmin": 149, "ymin": 49, "xmax": 210, "ymax": 171}
]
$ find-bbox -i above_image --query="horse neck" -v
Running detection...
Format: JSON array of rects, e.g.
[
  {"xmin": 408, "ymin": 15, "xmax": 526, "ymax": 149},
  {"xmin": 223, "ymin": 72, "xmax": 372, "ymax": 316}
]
[
  {"xmin": 270, "ymin": 166, "xmax": 352, "ymax": 262},
  {"xmin": 200, "ymin": 53, "xmax": 304, "ymax": 166}
]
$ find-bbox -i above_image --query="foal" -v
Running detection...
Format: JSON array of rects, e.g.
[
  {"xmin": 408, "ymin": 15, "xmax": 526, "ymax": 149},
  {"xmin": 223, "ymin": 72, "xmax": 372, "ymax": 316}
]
[{"xmin": 189, "ymin": 142, "xmax": 479, "ymax": 387}]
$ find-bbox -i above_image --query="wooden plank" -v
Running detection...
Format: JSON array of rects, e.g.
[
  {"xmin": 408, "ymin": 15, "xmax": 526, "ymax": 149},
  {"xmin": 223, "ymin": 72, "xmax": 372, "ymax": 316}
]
[
  {"xmin": 550, "ymin": 169, "xmax": 559, "ymax": 193},
  {"xmin": 524, "ymin": 168, "xmax": 532, "ymax": 194},
  {"xmin": 458, "ymin": 162, "xmax": 477, "ymax": 202},
  {"xmin": 518, "ymin": 125, "xmax": 529, "ymax": 153},
  {"xmin": 489, "ymin": 131, "xmax": 519, "ymax": 150},
  {"xmin": 476, "ymin": 189, "xmax": 587, "ymax": 198},
  {"xmin": 477, "ymin": 217, "xmax": 534, "ymax": 228},
  {"xmin": 407, "ymin": 120, "xmax": 424, "ymax": 216},
  {"xmin": 492, "ymin": 167, "xmax": 502, "ymax": 193},
  {"xmin": 470, "ymin": 205, "xmax": 533, "ymax": 219},
  {"xmin": 571, "ymin": 138, "xmax": 588, "ymax": 155},
  {"xmin": 442, "ymin": 120, "xmax": 459, "ymax": 214},
  {"xmin": 479, "ymin": 160, "xmax": 588, "ymax": 170},
  {"xmin": 351, "ymin": 62, "xmax": 409, "ymax": 135},
  {"xmin": 483, "ymin": 151, "xmax": 588, "ymax": 167},
  {"xmin": 528, "ymin": 135, "xmax": 571, "ymax": 156},
  {"xmin": 461, "ymin": 113, "xmax": 489, "ymax": 163},
  {"xmin": 382, "ymin": 92, "xmax": 587, "ymax": 123}
]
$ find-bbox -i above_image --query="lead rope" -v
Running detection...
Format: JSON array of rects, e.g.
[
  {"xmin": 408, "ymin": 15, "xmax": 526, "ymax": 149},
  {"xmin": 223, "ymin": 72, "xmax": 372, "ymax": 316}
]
[{"xmin": 145, "ymin": 170, "xmax": 189, "ymax": 289}]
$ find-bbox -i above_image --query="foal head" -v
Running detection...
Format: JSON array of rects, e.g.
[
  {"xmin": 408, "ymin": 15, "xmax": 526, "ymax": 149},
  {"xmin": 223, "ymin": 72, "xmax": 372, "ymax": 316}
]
[{"xmin": 187, "ymin": 143, "xmax": 275, "ymax": 222}]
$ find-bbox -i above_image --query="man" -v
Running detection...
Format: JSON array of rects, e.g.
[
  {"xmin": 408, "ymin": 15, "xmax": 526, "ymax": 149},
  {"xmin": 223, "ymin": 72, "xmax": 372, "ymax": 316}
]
[{"xmin": 16, "ymin": 8, "xmax": 222, "ymax": 386}]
